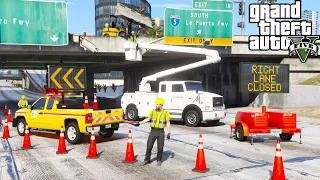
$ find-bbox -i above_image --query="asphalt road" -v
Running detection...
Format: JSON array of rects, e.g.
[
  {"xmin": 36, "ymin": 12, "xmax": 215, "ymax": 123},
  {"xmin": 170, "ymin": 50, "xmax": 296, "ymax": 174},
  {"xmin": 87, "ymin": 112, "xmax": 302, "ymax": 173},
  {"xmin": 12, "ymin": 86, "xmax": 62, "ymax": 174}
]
[{"xmin": 1, "ymin": 81, "xmax": 320, "ymax": 180}]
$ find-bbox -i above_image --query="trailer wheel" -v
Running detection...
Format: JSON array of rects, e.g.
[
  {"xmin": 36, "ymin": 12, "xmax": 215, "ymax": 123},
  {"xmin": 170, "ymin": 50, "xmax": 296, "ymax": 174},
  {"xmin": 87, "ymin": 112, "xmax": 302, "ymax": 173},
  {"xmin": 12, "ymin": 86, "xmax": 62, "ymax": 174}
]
[
  {"xmin": 279, "ymin": 133, "xmax": 292, "ymax": 141},
  {"xmin": 185, "ymin": 110, "xmax": 201, "ymax": 127},
  {"xmin": 236, "ymin": 125, "xmax": 247, "ymax": 141},
  {"xmin": 126, "ymin": 106, "xmax": 138, "ymax": 121}
]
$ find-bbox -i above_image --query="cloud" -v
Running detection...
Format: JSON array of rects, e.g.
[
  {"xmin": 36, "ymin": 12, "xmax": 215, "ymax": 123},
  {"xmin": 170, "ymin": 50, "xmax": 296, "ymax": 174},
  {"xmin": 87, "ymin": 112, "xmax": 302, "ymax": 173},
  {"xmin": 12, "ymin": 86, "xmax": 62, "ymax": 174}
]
[{"xmin": 152, "ymin": 3, "xmax": 192, "ymax": 8}]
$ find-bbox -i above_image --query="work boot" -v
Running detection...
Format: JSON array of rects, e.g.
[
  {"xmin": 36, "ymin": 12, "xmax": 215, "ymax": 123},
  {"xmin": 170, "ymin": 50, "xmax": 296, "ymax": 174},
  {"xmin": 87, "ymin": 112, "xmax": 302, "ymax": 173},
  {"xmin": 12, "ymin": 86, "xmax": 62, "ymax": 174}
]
[
  {"xmin": 157, "ymin": 161, "xmax": 162, "ymax": 166},
  {"xmin": 140, "ymin": 161, "xmax": 150, "ymax": 166}
]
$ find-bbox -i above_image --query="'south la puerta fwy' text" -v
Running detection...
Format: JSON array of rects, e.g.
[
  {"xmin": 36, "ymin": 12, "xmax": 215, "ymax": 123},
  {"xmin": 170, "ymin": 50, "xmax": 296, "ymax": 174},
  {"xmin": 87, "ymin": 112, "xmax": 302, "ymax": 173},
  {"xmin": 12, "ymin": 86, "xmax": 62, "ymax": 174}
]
[
  {"xmin": 247, "ymin": 65, "xmax": 282, "ymax": 92},
  {"xmin": 0, "ymin": 18, "xmax": 30, "ymax": 27},
  {"xmin": 249, "ymin": 0, "xmax": 312, "ymax": 50},
  {"xmin": 184, "ymin": 12, "xmax": 229, "ymax": 44}
]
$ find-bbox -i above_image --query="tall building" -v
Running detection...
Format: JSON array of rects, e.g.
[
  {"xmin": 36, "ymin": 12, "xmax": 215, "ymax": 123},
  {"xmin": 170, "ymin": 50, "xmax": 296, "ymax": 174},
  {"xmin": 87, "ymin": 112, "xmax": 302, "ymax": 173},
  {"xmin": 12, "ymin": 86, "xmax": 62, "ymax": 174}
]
[
  {"xmin": 95, "ymin": 0, "xmax": 151, "ymax": 36},
  {"xmin": 301, "ymin": 10, "xmax": 318, "ymax": 35},
  {"xmin": 154, "ymin": 17, "xmax": 164, "ymax": 28}
]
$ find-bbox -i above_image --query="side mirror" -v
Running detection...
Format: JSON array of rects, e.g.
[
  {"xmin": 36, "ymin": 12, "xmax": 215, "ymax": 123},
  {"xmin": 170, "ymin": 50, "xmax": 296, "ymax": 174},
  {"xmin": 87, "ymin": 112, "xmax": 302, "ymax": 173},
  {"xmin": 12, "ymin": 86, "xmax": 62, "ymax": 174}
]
[{"xmin": 27, "ymin": 105, "xmax": 31, "ymax": 109}]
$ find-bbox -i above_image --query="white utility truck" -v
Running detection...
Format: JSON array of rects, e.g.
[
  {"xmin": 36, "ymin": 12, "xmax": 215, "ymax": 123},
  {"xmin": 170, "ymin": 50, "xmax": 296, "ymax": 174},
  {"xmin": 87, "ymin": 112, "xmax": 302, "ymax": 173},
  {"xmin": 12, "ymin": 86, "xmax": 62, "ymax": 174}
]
[{"xmin": 121, "ymin": 42, "xmax": 226, "ymax": 127}]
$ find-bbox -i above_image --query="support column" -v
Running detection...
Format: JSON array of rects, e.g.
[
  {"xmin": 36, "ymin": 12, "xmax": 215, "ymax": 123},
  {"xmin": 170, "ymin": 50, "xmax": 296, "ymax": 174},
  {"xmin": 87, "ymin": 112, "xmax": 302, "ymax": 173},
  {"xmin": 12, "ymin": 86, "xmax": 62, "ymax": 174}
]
[{"xmin": 86, "ymin": 71, "xmax": 94, "ymax": 104}]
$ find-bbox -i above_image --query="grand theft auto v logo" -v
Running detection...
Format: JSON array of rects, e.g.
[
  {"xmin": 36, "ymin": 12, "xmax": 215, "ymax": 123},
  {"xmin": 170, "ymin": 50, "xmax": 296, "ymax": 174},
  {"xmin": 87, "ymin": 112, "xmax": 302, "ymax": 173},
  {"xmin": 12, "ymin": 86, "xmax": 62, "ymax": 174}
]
[{"xmin": 248, "ymin": 0, "xmax": 320, "ymax": 63}]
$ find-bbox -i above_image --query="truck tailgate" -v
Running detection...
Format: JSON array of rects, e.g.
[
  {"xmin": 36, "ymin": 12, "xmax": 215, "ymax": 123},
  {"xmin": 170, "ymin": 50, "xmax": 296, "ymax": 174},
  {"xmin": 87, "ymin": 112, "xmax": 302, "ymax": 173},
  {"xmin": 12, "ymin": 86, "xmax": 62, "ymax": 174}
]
[{"xmin": 91, "ymin": 108, "xmax": 124, "ymax": 125}]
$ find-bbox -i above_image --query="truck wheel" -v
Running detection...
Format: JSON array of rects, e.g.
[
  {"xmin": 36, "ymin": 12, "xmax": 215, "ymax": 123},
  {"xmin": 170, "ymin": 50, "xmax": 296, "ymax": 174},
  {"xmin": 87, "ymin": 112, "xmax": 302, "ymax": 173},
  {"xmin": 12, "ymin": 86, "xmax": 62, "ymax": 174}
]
[
  {"xmin": 126, "ymin": 106, "xmax": 138, "ymax": 121},
  {"xmin": 65, "ymin": 122, "xmax": 84, "ymax": 144},
  {"xmin": 279, "ymin": 133, "xmax": 293, "ymax": 141},
  {"xmin": 236, "ymin": 125, "xmax": 247, "ymax": 141},
  {"xmin": 119, "ymin": 32, "xmax": 126, "ymax": 37},
  {"xmin": 98, "ymin": 129, "xmax": 114, "ymax": 138},
  {"xmin": 17, "ymin": 118, "xmax": 26, "ymax": 136},
  {"xmin": 185, "ymin": 110, "xmax": 201, "ymax": 127}
]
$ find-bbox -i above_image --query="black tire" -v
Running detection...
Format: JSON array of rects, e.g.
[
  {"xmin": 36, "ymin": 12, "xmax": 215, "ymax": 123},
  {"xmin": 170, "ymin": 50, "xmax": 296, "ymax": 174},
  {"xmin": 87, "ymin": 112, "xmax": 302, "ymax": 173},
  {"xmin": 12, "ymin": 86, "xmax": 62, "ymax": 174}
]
[
  {"xmin": 119, "ymin": 31, "xmax": 126, "ymax": 37},
  {"xmin": 65, "ymin": 122, "xmax": 84, "ymax": 144},
  {"xmin": 185, "ymin": 110, "xmax": 201, "ymax": 127},
  {"xmin": 235, "ymin": 125, "xmax": 247, "ymax": 141},
  {"xmin": 279, "ymin": 133, "xmax": 293, "ymax": 141},
  {"xmin": 17, "ymin": 118, "xmax": 26, "ymax": 136},
  {"xmin": 103, "ymin": 34, "xmax": 110, "ymax": 37},
  {"xmin": 98, "ymin": 129, "xmax": 115, "ymax": 138},
  {"xmin": 126, "ymin": 106, "xmax": 138, "ymax": 121}
]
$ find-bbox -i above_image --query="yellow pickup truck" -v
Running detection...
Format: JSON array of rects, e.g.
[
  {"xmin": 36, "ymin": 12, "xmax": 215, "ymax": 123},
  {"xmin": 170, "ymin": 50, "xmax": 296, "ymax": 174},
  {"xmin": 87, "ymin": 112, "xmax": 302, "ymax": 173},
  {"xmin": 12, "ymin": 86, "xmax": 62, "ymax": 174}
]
[{"xmin": 13, "ymin": 93, "xmax": 124, "ymax": 144}]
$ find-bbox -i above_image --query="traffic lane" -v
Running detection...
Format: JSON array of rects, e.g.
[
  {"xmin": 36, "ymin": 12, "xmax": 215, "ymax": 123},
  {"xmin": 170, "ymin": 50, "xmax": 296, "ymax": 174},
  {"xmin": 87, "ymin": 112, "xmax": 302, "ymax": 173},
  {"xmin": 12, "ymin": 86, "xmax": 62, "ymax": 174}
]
[
  {"xmin": 7, "ymin": 124, "xmax": 184, "ymax": 179},
  {"xmin": 0, "ymin": 81, "xmax": 42, "ymax": 115},
  {"xmin": 4, "ymin": 116, "xmax": 320, "ymax": 180},
  {"xmin": 133, "ymin": 121, "xmax": 320, "ymax": 179},
  {"xmin": 0, "ymin": 80, "xmax": 42, "ymax": 103}
]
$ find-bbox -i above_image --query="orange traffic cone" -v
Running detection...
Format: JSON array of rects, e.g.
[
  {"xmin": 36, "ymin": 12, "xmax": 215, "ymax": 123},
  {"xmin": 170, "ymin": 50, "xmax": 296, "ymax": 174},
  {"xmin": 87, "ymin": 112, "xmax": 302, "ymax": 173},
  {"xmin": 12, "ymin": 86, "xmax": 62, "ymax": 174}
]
[
  {"xmin": 192, "ymin": 134, "xmax": 209, "ymax": 173},
  {"xmin": 84, "ymin": 95, "xmax": 89, "ymax": 109},
  {"xmin": 83, "ymin": 28, "xmax": 87, "ymax": 37},
  {"xmin": 4, "ymin": 105, "xmax": 8, "ymax": 116},
  {"xmin": 93, "ymin": 93, "xmax": 98, "ymax": 109},
  {"xmin": 123, "ymin": 129, "xmax": 137, "ymax": 163},
  {"xmin": 272, "ymin": 140, "xmax": 285, "ymax": 180},
  {"xmin": 2, "ymin": 120, "xmax": 10, "ymax": 139},
  {"xmin": 7, "ymin": 109, "xmax": 12, "ymax": 122},
  {"xmin": 87, "ymin": 128, "xmax": 98, "ymax": 158},
  {"xmin": 22, "ymin": 124, "xmax": 31, "ymax": 149},
  {"xmin": 56, "ymin": 126, "xmax": 67, "ymax": 154}
]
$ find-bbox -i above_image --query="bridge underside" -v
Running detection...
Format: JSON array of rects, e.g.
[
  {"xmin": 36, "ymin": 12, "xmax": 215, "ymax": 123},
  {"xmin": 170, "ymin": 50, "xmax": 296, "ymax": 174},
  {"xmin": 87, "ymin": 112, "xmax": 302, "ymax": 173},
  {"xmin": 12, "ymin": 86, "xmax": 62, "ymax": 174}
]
[{"xmin": 121, "ymin": 56, "xmax": 284, "ymax": 108}]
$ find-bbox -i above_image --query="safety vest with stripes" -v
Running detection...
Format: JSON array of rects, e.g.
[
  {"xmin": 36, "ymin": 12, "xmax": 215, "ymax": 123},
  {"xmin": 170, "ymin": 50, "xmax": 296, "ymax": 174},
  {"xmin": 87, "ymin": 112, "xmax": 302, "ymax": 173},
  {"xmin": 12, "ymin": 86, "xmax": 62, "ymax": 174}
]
[{"xmin": 150, "ymin": 109, "xmax": 167, "ymax": 129}]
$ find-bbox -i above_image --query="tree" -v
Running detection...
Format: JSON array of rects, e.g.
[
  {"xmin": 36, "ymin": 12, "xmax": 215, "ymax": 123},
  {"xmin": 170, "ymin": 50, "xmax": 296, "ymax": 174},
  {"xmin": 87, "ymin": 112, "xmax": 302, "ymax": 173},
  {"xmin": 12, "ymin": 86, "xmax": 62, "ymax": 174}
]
[{"xmin": 144, "ymin": 18, "xmax": 164, "ymax": 38}]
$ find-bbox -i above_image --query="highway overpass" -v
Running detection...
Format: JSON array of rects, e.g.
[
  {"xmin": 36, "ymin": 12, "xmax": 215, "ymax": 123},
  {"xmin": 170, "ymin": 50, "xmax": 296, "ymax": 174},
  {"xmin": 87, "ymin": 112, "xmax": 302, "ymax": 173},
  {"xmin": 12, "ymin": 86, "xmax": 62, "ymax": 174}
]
[{"xmin": 1, "ymin": 34, "xmax": 319, "ymax": 108}]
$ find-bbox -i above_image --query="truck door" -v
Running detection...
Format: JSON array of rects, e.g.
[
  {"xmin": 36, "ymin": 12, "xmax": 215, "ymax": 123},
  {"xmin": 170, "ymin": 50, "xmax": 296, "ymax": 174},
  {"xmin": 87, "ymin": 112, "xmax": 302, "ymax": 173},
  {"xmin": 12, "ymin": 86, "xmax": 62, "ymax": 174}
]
[
  {"xmin": 169, "ymin": 84, "xmax": 185, "ymax": 119},
  {"xmin": 42, "ymin": 97, "xmax": 56, "ymax": 130},
  {"xmin": 29, "ymin": 98, "xmax": 47, "ymax": 128}
]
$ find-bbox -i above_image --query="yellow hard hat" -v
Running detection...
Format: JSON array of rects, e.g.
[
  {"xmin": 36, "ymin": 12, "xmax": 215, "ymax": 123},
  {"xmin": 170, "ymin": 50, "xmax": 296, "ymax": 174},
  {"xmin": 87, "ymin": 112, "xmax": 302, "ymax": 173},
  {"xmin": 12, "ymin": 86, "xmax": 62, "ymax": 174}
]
[
  {"xmin": 21, "ymin": 95, "xmax": 25, "ymax": 99},
  {"xmin": 155, "ymin": 97, "xmax": 164, "ymax": 105}
]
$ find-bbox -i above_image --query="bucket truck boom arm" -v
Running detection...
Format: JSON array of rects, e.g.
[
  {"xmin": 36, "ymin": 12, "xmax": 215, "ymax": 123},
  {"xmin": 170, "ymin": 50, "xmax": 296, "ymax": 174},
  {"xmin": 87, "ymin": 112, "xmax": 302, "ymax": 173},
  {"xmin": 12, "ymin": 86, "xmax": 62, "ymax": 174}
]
[{"xmin": 124, "ymin": 42, "xmax": 221, "ymax": 92}]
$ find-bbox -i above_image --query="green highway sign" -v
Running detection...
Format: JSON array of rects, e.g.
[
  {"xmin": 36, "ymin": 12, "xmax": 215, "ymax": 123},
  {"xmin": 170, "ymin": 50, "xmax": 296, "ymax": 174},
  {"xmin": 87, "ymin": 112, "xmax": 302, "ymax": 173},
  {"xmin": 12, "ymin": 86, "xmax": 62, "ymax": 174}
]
[
  {"xmin": 0, "ymin": 0, "xmax": 68, "ymax": 46},
  {"xmin": 192, "ymin": 0, "xmax": 234, "ymax": 11},
  {"xmin": 164, "ymin": 8, "xmax": 233, "ymax": 46}
]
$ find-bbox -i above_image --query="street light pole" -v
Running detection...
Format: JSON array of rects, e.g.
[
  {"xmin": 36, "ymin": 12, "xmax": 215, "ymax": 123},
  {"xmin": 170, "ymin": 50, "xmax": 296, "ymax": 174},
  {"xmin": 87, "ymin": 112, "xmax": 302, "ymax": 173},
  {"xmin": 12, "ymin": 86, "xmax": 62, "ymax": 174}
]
[{"xmin": 241, "ymin": 0, "xmax": 245, "ymax": 35}]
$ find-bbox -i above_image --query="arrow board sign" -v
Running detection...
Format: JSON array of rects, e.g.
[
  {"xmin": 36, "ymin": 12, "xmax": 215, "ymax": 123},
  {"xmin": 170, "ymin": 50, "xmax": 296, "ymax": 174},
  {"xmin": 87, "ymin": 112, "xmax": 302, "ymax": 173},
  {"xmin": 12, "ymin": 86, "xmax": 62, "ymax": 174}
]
[{"xmin": 48, "ymin": 66, "xmax": 86, "ymax": 90}]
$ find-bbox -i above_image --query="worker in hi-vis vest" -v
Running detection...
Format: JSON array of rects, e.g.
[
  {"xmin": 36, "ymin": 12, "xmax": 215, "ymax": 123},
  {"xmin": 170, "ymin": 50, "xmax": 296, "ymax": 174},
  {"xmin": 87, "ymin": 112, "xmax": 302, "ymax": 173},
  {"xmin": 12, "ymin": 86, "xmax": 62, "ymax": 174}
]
[
  {"xmin": 132, "ymin": 97, "xmax": 171, "ymax": 166},
  {"xmin": 18, "ymin": 95, "xmax": 28, "ymax": 108},
  {"xmin": 129, "ymin": 31, "xmax": 137, "ymax": 42}
]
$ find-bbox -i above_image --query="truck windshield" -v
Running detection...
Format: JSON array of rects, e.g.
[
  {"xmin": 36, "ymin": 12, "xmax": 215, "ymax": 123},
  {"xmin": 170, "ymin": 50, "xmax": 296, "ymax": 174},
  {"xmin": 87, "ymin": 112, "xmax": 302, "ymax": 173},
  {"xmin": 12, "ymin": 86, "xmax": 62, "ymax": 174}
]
[{"xmin": 185, "ymin": 82, "xmax": 203, "ymax": 91}]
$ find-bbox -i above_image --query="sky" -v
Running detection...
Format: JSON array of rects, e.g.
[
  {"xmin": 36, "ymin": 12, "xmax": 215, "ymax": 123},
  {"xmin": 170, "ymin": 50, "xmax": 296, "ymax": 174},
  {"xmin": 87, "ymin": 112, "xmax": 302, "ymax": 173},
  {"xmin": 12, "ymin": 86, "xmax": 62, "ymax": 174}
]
[{"xmin": 49, "ymin": 0, "xmax": 319, "ymax": 35}]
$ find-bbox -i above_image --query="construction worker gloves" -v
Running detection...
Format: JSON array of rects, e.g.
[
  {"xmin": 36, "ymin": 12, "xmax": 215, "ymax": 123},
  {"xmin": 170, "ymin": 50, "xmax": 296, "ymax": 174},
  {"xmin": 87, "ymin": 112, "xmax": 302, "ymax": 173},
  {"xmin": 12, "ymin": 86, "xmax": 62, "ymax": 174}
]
[
  {"xmin": 167, "ymin": 133, "xmax": 170, "ymax": 140},
  {"xmin": 132, "ymin": 122, "xmax": 140, "ymax": 127}
]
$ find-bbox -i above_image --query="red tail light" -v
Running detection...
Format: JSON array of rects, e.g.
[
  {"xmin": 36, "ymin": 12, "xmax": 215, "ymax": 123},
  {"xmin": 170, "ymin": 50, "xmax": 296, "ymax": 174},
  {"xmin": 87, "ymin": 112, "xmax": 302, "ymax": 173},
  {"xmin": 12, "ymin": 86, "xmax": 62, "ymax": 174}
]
[
  {"xmin": 224, "ymin": 112, "xmax": 227, "ymax": 117},
  {"xmin": 85, "ymin": 113, "xmax": 93, "ymax": 124}
]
